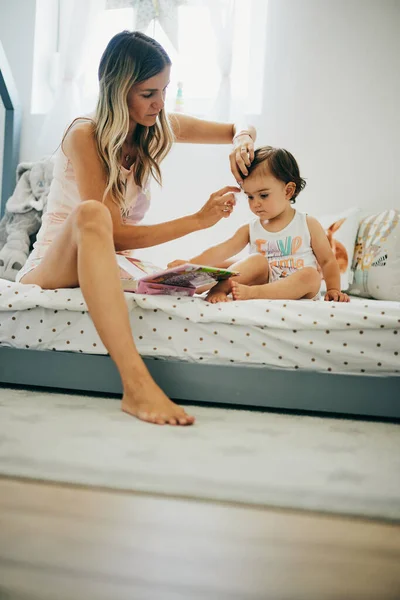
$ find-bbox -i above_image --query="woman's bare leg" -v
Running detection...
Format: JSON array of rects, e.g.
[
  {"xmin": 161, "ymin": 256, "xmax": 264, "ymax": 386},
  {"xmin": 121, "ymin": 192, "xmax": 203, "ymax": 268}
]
[
  {"xmin": 20, "ymin": 201, "xmax": 194, "ymax": 426},
  {"xmin": 205, "ymin": 254, "xmax": 269, "ymax": 303},
  {"xmin": 231, "ymin": 267, "xmax": 321, "ymax": 300}
]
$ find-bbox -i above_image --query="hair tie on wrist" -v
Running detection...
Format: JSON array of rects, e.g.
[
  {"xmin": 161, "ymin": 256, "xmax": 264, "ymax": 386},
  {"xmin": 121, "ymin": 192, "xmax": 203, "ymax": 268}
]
[{"xmin": 232, "ymin": 130, "xmax": 253, "ymax": 143}]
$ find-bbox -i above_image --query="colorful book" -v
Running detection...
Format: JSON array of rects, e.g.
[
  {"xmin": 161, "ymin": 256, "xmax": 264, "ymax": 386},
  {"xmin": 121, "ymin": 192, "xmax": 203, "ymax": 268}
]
[{"xmin": 116, "ymin": 252, "xmax": 238, "ymax": 296}]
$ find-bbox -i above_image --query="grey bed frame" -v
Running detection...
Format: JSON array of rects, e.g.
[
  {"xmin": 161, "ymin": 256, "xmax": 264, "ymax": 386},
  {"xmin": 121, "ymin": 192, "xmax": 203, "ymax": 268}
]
[{"xmin": 1, "ymin": 49, "xmax": 399, "ymax": 419}]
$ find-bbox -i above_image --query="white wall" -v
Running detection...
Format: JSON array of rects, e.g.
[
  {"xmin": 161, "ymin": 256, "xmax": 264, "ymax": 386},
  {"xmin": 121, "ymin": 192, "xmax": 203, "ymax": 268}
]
[
  {"xmin": 139, "ymin": 0, "xmax": 400, "ymax": 264},
  {"xmin": 1, "ymin": 0, "xmax": 399, "ymax": 266},
  {"xmin": 134, "ymin": 142, "xmax": 251, "ymax": 265},
  {"xmin": 260, "ymin": 0, "xmax": 400, "ymax": 217}
]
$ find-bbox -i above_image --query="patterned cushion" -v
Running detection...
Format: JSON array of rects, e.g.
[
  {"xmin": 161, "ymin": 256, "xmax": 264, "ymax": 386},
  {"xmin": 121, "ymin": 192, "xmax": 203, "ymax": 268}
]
[{"xmin": 348, "ymin": 209, "xmax": 400, "ymax": 301}]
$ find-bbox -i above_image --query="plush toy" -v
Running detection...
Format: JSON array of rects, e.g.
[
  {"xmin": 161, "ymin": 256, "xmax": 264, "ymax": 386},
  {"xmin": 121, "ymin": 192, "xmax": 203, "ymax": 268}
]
[
  {"xmin": 0, "ymin": 158, "xmax": 54, "ymax": 281},
  {"xmin": 326, "ymin": 218, "xmax": 348, "ymax": 274}
]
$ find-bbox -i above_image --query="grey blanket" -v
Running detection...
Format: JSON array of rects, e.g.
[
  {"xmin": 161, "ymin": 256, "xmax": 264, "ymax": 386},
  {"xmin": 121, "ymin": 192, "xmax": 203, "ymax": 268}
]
[{"xmin": 0, "ymin": 158, "xmax": 54, "ymax": 281}]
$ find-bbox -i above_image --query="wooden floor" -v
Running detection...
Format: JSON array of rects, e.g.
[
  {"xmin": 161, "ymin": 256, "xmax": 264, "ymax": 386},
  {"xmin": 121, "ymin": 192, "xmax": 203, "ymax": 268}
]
[{"xmin": 0, "ymin": 478, "xmax": 399, "ymax": 600}]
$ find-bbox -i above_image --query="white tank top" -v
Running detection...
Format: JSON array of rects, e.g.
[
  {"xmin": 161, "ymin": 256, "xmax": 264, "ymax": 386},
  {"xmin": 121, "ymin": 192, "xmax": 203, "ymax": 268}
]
[
  {"xmin": 17, "ymin": 133, "xmax": 151, "ymax": 279},
  {"xmin": 249, "ymin": 210, "xmax": 318, "ymax": 279}
]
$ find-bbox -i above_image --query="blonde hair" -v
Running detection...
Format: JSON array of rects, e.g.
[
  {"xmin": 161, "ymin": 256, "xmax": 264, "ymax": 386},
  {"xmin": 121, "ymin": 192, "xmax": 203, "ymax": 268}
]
[{"xmin": 94, "ymin": 31, "xmax": 174, "ymax": 213}]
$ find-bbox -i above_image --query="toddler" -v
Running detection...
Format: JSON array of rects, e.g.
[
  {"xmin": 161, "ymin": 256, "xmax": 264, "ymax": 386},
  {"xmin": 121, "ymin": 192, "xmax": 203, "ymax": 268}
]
[{"xmin": 169, "ymin": 146, "xmax": 350, "ymax": 303}]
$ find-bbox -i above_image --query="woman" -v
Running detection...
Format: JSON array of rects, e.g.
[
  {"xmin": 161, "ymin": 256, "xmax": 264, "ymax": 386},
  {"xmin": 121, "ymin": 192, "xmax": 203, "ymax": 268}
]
[{"xmin": 17, "ymin": 31, "xmax": 256, "ymax": 426}]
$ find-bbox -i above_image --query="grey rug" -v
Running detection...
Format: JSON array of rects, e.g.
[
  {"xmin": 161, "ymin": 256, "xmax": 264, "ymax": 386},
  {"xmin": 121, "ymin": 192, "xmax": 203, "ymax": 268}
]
[{"xmin": 0, "ymin": 386, "xmax": 399, "ymax": 520}]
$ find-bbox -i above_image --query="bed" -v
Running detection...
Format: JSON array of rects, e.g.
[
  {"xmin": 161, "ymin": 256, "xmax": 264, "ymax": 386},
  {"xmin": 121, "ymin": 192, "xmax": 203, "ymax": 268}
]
[{"xmin": 1, "ymin": 50, "xmax": 399, "ymax": 419}]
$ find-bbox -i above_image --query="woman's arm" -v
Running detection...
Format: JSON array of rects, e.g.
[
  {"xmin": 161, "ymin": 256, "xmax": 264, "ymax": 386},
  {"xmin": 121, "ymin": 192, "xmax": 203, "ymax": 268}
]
[
  {"xmin": 307, "ymin": 216, "xmax": 349, "ymax": 301},
  {"xmin": 109, "ymin": 189, "xmax": 237, "ymax": 251},
  {"xmin": 169, "ymin": 113, "xmax": 256, "ymax": 144},
  {"xmin": 169, "ymin": 113, "xmax": 256, "ymax": 184},
  {"xmin": 63, "ymin": 123, "xmax": 239, "ymax": 251}
]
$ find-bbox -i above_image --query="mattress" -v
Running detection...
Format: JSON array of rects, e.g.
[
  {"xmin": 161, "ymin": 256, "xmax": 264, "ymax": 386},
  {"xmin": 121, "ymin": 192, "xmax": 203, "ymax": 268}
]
[{"xmin": 0, "ymin": 279, "xmax": 399, "ymax": 376}]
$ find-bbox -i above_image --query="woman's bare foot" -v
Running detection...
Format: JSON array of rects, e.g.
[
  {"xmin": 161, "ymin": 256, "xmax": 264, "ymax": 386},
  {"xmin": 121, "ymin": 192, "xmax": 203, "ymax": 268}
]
[
  {"xmin": 231, "ymin": 280, "xmax": 264, "ymax": 300},
  {"xmin": 121, "ymin": 378, "xmax": 195, "ymax": 426}
]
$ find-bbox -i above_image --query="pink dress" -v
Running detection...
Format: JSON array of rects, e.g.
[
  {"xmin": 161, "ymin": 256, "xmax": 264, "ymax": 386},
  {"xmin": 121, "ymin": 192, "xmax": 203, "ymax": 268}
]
[{"xmin": 16, "ymin": 145, "xmax": 151, "ymax": 283}]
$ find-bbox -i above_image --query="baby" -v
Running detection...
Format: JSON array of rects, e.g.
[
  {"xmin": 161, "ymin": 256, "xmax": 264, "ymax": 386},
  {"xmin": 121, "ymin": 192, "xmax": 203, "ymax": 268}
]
[{"xmin": 169, "ymin": 146, "xmax": 349, "ymax": 303}]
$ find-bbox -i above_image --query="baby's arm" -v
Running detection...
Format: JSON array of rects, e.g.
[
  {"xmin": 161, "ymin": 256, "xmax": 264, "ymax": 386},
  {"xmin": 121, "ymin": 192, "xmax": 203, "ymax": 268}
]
[
  {"xmin": 307, "ymin": 216, "xmax": 349, "ymax": 302},
  {"xmin": 191, "ymin": 225, "xmax": 249, "ymax": 266},
  {"xmin": 168, "ymin": 225, "xmax": 249, "ymax": 268}
]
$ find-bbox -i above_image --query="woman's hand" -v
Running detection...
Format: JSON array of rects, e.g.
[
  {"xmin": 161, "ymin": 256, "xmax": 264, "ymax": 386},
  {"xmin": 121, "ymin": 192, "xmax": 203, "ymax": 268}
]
[
  {"xmin": 230, "ymin": 133, "xmax": 255, "ymax": 185},
  {"xmin": 195, "ymin": 186, "xmax": 240, "ymax": 229},
  {"xmin": 324, "ymin": 289, "xmax": 350, "ymax": 302}
]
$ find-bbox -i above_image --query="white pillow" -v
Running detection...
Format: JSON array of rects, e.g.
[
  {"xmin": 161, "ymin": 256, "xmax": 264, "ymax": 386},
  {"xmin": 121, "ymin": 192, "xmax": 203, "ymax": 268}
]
[
  {"xmin": 317, "ymin": 207, "xmax": 361, "ymax": 291},
  {"xmin": 348, "ymin": 209, "xmax": 400, "ymax": 301}
]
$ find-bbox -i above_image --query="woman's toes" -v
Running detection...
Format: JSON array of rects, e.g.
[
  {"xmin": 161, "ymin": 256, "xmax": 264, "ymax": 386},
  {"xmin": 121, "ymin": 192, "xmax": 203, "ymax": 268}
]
[{"xmin": 138, "ymin": 410, "xmax": 150, "ymax": 422}]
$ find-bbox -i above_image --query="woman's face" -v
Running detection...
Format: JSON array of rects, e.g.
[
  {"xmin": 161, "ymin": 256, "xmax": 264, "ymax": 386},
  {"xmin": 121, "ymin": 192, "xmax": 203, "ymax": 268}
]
[{"xmin": 127, "ymin": 66, "xmax": 171, "ymax": 127}]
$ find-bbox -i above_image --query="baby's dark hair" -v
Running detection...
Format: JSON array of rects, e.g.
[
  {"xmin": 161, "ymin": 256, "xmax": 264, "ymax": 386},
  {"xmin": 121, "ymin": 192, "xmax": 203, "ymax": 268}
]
[{"xmin": 247, "ymin": 146, "xmax": 306, "ymax": 203}]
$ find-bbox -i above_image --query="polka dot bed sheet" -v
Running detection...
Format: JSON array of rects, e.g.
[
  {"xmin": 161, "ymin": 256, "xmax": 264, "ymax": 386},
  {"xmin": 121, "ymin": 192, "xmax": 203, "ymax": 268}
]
[{"xmin": 0, "ymin": 280, "xmax": 399, "ymax": 376}]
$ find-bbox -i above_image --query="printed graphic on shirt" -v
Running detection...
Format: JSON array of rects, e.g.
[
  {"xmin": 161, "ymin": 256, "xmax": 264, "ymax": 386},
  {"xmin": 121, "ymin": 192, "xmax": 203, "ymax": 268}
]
[{"xmin": 253, "ymin": 235, "xmax": 304, "ymax": 279}]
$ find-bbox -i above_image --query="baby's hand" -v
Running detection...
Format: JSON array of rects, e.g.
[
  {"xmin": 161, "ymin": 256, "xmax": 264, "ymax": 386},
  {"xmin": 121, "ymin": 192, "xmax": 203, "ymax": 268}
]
[
  {"xmin": 324, "ymin": 289, "xmax": 350, "ymax": 302},
  {"xmin": 167, "ymin": 259, "xmax": 188, "ymax": 269}
]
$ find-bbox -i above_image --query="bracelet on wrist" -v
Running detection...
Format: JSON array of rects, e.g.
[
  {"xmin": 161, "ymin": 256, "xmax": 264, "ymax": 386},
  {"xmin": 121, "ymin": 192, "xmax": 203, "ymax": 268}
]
[{"xmin": 232, "ymin": 130, "xmax": 253, "ymax": 143}]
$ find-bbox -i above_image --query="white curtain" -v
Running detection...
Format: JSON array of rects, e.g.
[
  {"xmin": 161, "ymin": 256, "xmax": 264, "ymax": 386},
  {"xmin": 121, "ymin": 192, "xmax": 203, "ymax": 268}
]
[
  {"xmin": 206, "ymin": 0, "xmax": 235, "ymax": 121},
  {"xmin": 106, "ymin": 0, "xmax": 183, "ymax": 51},
  {"xmin": 36, "ymin": 0, "xmax": 106, "ymax": 157}
]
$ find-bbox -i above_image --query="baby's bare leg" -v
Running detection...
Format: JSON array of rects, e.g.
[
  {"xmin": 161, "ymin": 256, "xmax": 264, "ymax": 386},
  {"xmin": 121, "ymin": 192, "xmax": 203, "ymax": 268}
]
[
  {"xmin": 193, "ymin": 256, "xmax": 246, "ymax": 295},
  {"xmin": 232, "ymin": 267, "xmax": 321, "ymax": 301},
  {"xmin": 206, "ymin": 254, "xmax": 269, "ymax": 303},
  {"xmin": 20, "ymin": 201, "xmax": 194, "ymax": 426}
]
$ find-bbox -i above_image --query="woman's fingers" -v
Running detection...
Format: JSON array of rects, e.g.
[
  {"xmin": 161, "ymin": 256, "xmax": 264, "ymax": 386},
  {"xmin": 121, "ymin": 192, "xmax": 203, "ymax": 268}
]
[
  {"xmin": 218, "ymin": 192, "xmax": 236, "ymax": 212},
  {"xmin": 248, "ymin": 144, "xmax": 255, "ymax": 162},
  {"xmin": 197, "ymin": 188, "xmax": 239, "ymax": 228},
  {"xmin": 229, "ymin": 135, "xmax": 255, "ymax": 183},
  {"xmin": 240, "ymin": 146, "xmax": 252, "ymax": 167},
  {"xmin": 220, "ymin": 191, "xmax": 236, "ymax": 204},
  {"xmin": 210, "ymin": 191, "xmax": 237, "ymax": 215},
  {"xmin": 235, "ymin": 148, "xmax": 251, "ymax": 177},
  {"xmin": 230, "ymin": 153, "xmax": 243, "ymax": 185},
  {"xmin": 211, "ymin": 185, "xmax": 241, "ymax": 199}
]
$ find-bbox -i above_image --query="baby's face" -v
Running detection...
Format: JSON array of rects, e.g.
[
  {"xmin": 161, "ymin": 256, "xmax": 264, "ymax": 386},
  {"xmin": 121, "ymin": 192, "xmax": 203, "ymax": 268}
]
[{"xmin": 242, "ymin": 168, "xmax": 291, "ymax": 220}]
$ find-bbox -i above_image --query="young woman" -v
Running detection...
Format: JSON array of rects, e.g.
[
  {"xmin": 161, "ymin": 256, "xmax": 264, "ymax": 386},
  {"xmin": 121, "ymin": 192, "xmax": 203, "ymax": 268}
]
[{"xmin": 16, "ymin": 31, "xmax": 256, "ymax": 426}]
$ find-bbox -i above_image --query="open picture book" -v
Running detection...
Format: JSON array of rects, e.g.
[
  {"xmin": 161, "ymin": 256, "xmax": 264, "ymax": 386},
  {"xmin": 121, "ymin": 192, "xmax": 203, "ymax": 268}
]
[{"xmin": 116, "ymin": 252, "xmax": 239, "ymax": 296}]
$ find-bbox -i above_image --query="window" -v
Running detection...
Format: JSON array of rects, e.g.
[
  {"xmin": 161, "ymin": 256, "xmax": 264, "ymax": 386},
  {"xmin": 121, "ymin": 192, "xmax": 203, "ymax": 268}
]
[{"xmin": 80, "ymin": 0, "xmax": 267, "ymax": 119}]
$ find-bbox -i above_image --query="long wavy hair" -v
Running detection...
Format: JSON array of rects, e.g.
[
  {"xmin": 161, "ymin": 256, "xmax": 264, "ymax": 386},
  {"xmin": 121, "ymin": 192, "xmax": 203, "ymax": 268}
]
[{"xmin": 93, "ymin": 30, "xmax": 174, "ymax": 212}]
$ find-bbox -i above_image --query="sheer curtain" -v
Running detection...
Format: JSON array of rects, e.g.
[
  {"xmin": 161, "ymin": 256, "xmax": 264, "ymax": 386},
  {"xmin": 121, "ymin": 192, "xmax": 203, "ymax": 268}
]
[
  {"xmin": 35, "ymin": 0, "xmax": 105, "ymax": 157},
  {"xmin": 36, "ymin": 0, "xmax": 265, "ymax": 157},
  {"xmin": 106, "ymin": 0, "xmax": 183, "ymax": 50},
  {"xmin": 206, "ymin": 0, "xmax": 235, "ymax": 121}
]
